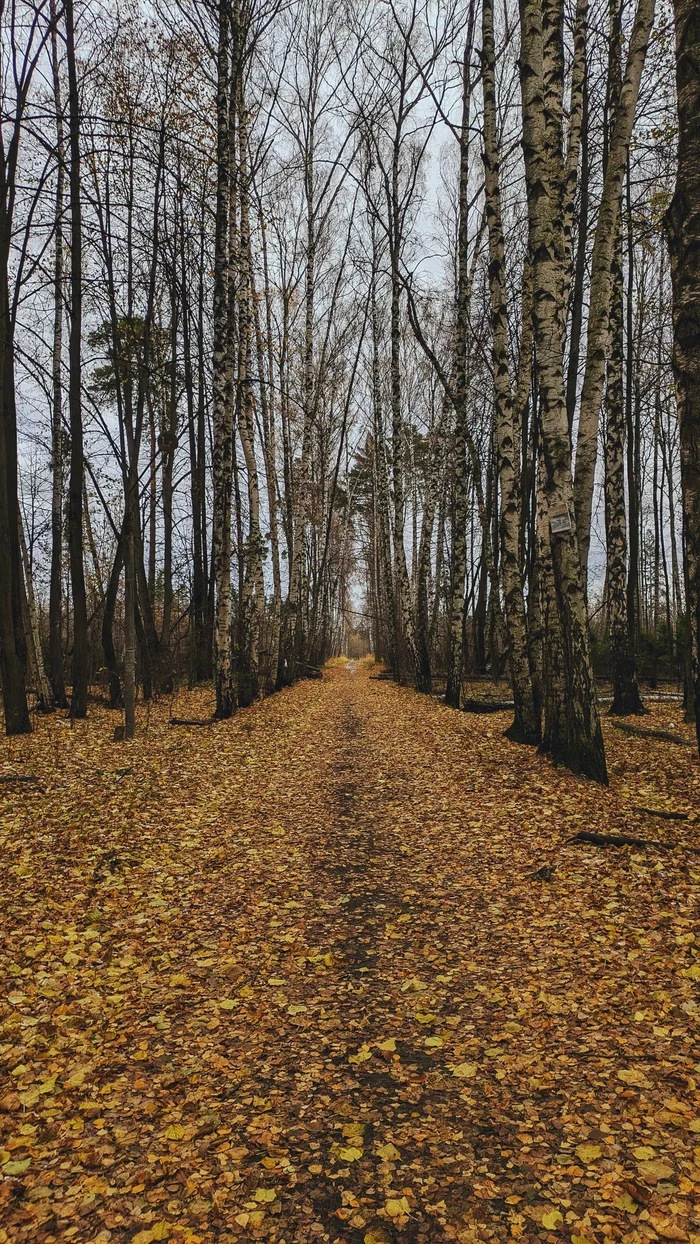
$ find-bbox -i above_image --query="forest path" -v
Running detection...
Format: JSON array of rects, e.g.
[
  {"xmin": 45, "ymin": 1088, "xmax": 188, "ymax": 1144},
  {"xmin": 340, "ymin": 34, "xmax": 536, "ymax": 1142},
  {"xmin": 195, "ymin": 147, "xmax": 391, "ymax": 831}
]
[{"xmin": 1, "ymin": 668, "xmax": 700, "ymax": 1244}]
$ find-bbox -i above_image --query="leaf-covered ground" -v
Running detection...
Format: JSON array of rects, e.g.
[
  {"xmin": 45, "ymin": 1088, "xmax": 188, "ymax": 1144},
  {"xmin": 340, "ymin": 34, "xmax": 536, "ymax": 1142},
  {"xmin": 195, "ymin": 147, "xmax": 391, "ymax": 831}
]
[{"xmin": 1, "ymin": 665, "xmax": 699, "ymax": 1244}]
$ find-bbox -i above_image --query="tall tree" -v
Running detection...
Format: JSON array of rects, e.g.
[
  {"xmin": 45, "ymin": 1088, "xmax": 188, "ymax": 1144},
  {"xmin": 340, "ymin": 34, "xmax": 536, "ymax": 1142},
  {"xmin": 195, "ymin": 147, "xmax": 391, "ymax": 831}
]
[
  {"xmin": 65, "ymin": 0, "xmax": 89, "ymax": 718},
  {"xmin": 668, "ymin": 0, "xmax": 700, "ymax": 750},
  {"xmin": 519, "ymin": 0, "xmax": 608, "ymax": 781}
]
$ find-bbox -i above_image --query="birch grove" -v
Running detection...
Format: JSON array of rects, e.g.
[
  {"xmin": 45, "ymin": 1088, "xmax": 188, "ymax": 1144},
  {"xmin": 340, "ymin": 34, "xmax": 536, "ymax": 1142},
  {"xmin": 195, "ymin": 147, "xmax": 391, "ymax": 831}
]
[{"xmin": 1, "ymin": 0, "xmax": 697, "ymax": 774}]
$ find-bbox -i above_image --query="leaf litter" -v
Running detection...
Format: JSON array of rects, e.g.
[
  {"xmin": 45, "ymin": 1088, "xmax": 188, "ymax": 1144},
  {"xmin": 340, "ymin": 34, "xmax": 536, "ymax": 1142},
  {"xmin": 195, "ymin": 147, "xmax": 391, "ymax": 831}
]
[{"xmin": 0, "ymin": 665, "xmax": 699, "ymax": 1243}]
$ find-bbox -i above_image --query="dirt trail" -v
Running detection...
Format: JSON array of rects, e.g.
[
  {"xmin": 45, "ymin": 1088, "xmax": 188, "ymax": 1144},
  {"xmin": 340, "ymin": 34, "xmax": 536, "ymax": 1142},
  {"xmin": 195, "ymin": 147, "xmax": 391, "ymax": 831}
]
[{"xmin": 1, "ymin": 667, "xmax": 699, "ymax": 1244}]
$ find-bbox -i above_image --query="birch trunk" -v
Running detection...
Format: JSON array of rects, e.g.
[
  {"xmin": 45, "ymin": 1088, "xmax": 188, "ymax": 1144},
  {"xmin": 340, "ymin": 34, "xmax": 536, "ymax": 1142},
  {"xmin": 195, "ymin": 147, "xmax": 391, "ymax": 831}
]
[
  {"xmin": 445, "ymin": 3, "xmax": 476, "ymax": 707},
  {"xmin": 236, "ymin": 86, "xmax": 263, "ymax": 707},
  {"xmin": 482, "ymin": 0, "xmax": 539, "ymax": 743},
  {"xmin": 253, "ymin": 210, "xmax": 282, "ymax": 692},
  {"xmin": 519, "ymin": 0, "xmax": 607, "ymax": 781},
  {"xmin": 573, "ymin": 0, "xmax": 656, "ymax": 588}
]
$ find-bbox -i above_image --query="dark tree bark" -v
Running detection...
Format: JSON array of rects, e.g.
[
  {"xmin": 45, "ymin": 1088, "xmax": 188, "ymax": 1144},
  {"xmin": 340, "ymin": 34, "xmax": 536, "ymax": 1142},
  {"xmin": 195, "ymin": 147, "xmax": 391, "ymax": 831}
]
[
  {"xmin": 48, "ymin": 0, "xmax": 66, "ymax": 709},
  {"xmin": 668, "ymin": 0, "xmax": 700, "ymax": 750},
  {"xmin": 65, "ymin": 0, "xmax": 88, "ymax": 718}
]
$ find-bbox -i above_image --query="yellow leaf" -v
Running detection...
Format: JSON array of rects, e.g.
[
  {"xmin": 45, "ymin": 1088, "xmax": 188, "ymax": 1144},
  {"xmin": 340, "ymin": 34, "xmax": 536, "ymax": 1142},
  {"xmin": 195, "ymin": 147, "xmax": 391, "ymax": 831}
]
[
  {"xmin": 287, "ymin": 1004, "xmax": 308, "ymax": 1015},
  {"xmin": 164, "ymin": 1124, "xmax": 185, "ymax": 1141},
  {"xmin": 613, "ymin": 1193, "xmax": 638, "ymax": 1213},
  {"xmin": 415, "ymin": 1011, "xmax": 437, "ymax": 1024},
  {"xmin": 618, "ymin": 1068, "xmax": 652, "ymax": 1088},
  {"xmin": 1, "ymin": 1158, "xmax": 31, "ymax": 1175},
  {"xmin": 400, "ymin": 977, "xmax": 426, "ymax": 992},
  {"xmin": 249, "ymin": 1211, "xmax": 266, "ymax": 1227},
  {"xmin": 575, "ymin": 1144, "xmax": 603, "ymax": 1163},
  {"xmin": 254, "ymin": 1187, "xmax": 276, "ymax": 1203},
  {"xmin": 168, "ymin": 974, "xmax": 190, "ymax": 988},
  {"xmin": 267, "ymin": 977, "xmax": 285, "ymax": 986},
  {"xmin": 376, "ymin": 1143, "xmax": 401, "ymax": 1160},
  {"xmin": 234, "ymin": 1214, "xmax": 249, "ymax": 1229},
  {"xmin": 650, "ymin": 1216, "xmax": 688, "ymax": 1240},
  {"xmin": 18, "ymin": 1089, "xmax": 40, "ymax": 1108},
  {"xmin": 684, "ymin": 964, "xmax": 700, "ymax": 980},
  {"xmin": 239, "ymin": 985, "xmax": 255, "ymax": 998},
  {"xmin": 385, "ymin": 1195, "xmax": 410, "ymax": 1217},
  {"xmin": 376, "ymin": 1038, "xmax": 396, "ymax": 1052},
  {"xmin": 452, "ymin": 1062, "xmax": 477, "ymax": 1079},
  {"xmin": 323, "ymin": 953, "xmax": 334, "ymax": 966},
  {"xmin": 342, "ymin": 1123, "xmax": 365, "ymax": 1139},
  {"xmin": 633, "ymin": 1146, "xmax": 656, "ymax": 1160},
  {"xmin": 425, "ymin": 1036, "xmax": 442, "ymax": 1048},
  {"xmin": 637, "ymin": 1159, "xmax": 675, "ymax": 1182},
  {"xmin": 151, "ymin": 1225, "xmax": 171, "ymax": 1241},
  {"xmin": 65, "ymin": 1067, "xmax": 88, "ymax": 1088},
  {"xmin": 38, "ymin": 1075, "xmax": 57, "ymax": 1095},
  {"xmin": 219, "ymin": 999, "xmax": 236, "ymax": 1011},
  {"xmin": 337, "ymin": 1146, "xmax": 363, "ymax": 1162},
  {"xmin": 349, "ymin": 1045, "xmax": 372, "ymax": 1065},
  {"xmin": 689, "ymin": 1119, "xmax": 700, "ymax": 1133},
  {"xmin": 308, "ymin": 1163, "xmax": 323, "ymax": 1174},
  {"xmin": 541, "ymin": 1209, "xmax": 563, "ymax": 1230}
]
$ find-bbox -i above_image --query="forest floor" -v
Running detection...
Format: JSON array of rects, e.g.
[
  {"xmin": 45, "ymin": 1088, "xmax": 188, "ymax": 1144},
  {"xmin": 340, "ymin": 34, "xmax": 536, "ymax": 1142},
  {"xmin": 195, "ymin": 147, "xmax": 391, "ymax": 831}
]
[{"xmin": 1, "ymin": 664, "xmax": 700, "ymax": 1244}]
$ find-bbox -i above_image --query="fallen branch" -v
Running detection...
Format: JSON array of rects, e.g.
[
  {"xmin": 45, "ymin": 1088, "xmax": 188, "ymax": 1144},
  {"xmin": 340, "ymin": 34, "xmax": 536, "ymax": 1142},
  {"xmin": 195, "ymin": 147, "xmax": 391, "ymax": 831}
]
[
  {"xmin": 571, "ymin": 829, "xmax": 673, "ymax": 850},
  {"xmin": 170, "ymin": 717, "xmax": 214, "ymax": 727},
  {"xmin": 571, "ymin": 829, "xmax": 700, "ymax": 855},
  {"xmin": 462, "ymin": 698, "xmax": 514, "ymax": 713},
  {"xmin": 611, "ymin": 721, "xmax": 695, "ymax": 747},
  {"xmin": 0, "ymin": 774, "xmax": 39, "ymax": 785}
]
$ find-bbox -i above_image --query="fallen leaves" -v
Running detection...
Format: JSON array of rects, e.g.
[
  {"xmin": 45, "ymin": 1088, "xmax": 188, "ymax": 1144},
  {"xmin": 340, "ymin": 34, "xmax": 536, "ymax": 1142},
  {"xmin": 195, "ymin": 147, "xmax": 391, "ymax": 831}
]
[
  {"xmin": 541, "ymin": 1208, "xmax": 564, "ymax": 1229},
  {"xmin": 452, "ymin": 1061, "xmax": 478, "ymax": 1078},
  {"xmin": 637, "ymin": 1158, "xmax": 676, "ymax": 1183},
  {"xmin": 618, "ymin": 1066, "xmax": 653, "ymax": 1088},
  {"xmin": 0, "ymin": 668, "xmax": 699, "ymax": 1241},
  {"xmin": 575, "ymin": 1142, "xmax": 604, "ymax": 1163}
]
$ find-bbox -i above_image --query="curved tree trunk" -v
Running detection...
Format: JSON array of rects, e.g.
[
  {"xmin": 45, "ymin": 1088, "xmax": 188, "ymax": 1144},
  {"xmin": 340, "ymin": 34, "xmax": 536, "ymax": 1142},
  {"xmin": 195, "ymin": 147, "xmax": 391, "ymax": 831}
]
[{"xmin": 573, "ymin": 0, "xmax": 656, "ymax": 590}]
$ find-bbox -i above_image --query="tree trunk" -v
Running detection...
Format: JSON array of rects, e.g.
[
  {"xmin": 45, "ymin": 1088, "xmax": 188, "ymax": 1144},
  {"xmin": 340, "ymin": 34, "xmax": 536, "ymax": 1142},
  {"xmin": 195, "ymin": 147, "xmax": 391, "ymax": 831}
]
[
  {"xmin": 519, "ymin": 0, "xmax": 608, "ymax": 782},
  {"xmin": 482, "ymin": 0, "xmax": 539, "ymax": 743},
  {"xmin": 445, "ymin": 6, "xmax": 475, "ymax": 707},
  {"xmin": 236, "ymin": 86, "xmax": 263, "ymax": 707},
  {"xmin": 668, "ymin": 0, "xmax": 700, "ymax": 748},
  {"xmin": 573, "ymin": 0, "xmax": 656, "ymax": 591},
  {"xmin": 66, "ymin": 0, "xmax": 88, "ymax": 718},
  {"xmin": 604, "ymin": 219, "xmax": 643, "ymax": 714},
  {"xmin": 102, "ymin": 530, "xmax": 123, "ymax": 709},
  {"xmin": 48, "ymin": 0, "xmax": 67, "ymax": 709},
  {"xmin": 212, "ymin": 0, "xmax": 236, "ymax": 718}
]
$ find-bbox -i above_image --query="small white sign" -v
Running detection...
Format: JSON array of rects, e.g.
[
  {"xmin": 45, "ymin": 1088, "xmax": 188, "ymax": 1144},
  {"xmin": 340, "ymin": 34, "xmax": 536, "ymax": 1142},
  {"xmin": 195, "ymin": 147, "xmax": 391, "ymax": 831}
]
[{"xmin": 550, "ymin": 506, "xmax": 572, "ymax": 535}]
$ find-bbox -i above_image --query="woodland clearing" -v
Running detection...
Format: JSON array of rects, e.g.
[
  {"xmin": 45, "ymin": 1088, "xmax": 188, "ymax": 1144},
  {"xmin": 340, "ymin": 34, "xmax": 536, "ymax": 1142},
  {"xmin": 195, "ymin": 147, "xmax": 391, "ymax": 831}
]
[{"xmin": 1, "ymin": 663, "xmax": 699, "ymax": 1244}]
